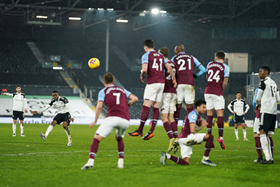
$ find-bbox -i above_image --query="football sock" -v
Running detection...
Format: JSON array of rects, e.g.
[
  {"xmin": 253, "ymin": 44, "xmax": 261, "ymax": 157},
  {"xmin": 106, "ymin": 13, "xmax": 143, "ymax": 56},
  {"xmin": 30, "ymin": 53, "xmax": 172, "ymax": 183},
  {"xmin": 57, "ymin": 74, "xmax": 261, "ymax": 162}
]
[
  {"xmin": 12, "ymin": 123, "xmax": 16, "ymax": 134},
  {"xmin": 137, "ymin": 106, "xmax": 150, "ymax": 133},
  {"xmin": 217, "ymin": 117, "xmax": 224, "ymax": 137},
  {"xmin": 20, "ymin": 123, "xmax": 24, "ymax": 134},
  {"xmin": 64, "ymin": 127, "xmax": 71, "ymax": 139},
  {"xmin": 267, "ymin": 137, "xmax": 273, "ymax": 160},
  {"xmin": 234, "ymin": 129, "xmax": 238, "ymax": 139},
  {"xmin": 187, "ymin": 106, "xmax": 194, "ymax": 114},
  {"xmin": 174, "ymin": 105, "xmax": 182, "ymax": 125},
  {"xmin": 89, "ymin": 138, "xmax": 100, "ymax": 159},
  {"xmin": 254, "ymin": 137, "xmax": 262, "ymax": 157},
  {"xmin": 45, "ymin": 125, "xmax": 53, "ymax": 137},
  {"xmin": 117, "ymin": 138, "xmax": 124, "ymax": 159},
  {"xmin": 243, "ymin": 129, "xmax": 247, "ymax": 138},
  {"xmin": 260, "ymin": 134, "xmax": 271, "ymax": 161},
  {"xmin": 269, "ymin": 136, "xmax": 273, "ymax": 157},
  {"xmin": 206, "ymin": 116, "xmax": 213, "ymax": 134},
  {"xmin": 204, "ymin": 134, "xmax": 213, "ymax": 157},
  {"xmin": 163, "ymin": 122, "xmax": 174, "ymax": 139},
  {"xmin": 149, "ymin": 107, "xmax": 159, "ymax": 132},
  {"xmin": 170, "ymin": 121, "xmax": 178, "ymax": 138},
  {"xmin": 169, "ymin": 155, "xmax": 189, "ymax": 165}
]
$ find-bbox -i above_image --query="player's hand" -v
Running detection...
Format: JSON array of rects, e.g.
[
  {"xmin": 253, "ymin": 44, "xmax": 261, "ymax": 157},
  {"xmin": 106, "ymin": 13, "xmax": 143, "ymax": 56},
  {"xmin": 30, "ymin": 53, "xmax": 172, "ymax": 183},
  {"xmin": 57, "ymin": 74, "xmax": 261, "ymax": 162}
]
[
  {"xmin": 140, "ymin": 75, "xmax": 145, "ymax": 83},
  {"xmin": 193, "ymin": 74, "xmax": 198, "ymax": 78},
  {"xmin": 24, "ymin": 108, "xmax": 27, "ymax": 113},
  {"xmin": 31, "ymin": 111, "xmax": 37, "ymax": 114},
  {"xmin": 1, "ymin": 93, "xmax": 5, "ymax": 95},
  {"xmin": 71, "ymin": 118, "xmax": 74, "ymax": 122},
  {"xmin": 89, "ymin": 121, "xmax": 97, "ymax": 128},
  {"xmin": 233, "ymin": 111, "xmax": 236, "ymax": 114},
  {"xmin": 242, "ymin": 112, "xmax": 246, "ymax": 116},
  {"xmin": 172, "ymin": 79, "xmax": 177, "ymax": 88}
]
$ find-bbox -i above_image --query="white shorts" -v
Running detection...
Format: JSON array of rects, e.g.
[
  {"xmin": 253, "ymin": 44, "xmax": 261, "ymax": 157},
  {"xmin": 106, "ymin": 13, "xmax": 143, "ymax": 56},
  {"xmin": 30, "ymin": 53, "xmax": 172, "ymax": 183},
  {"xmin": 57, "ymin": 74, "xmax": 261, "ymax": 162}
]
[
  {"xmin": 160, "ymin": 93, "xmax": 177, "ymax": 114},
  {"xmin": 96, "ymin": 117, "xmax": 130, "ymax": 138},
  {"xmin": 204, "ymin": 94, "xmax": 225, "ymax": 110},
  {"xmin": 178, "ymin": 133, "xmax": 206, "ymax": 158},
  {"xmin": 176, "ymin": 84, "xmax": 195, "ymax": 104},
  {"xmin": 143, "ymin": 83, "xmax": 165, "ymax": 102},
  {"xmin": 253, "ymin": 117, "xmax": 260, "ymax": 134}
]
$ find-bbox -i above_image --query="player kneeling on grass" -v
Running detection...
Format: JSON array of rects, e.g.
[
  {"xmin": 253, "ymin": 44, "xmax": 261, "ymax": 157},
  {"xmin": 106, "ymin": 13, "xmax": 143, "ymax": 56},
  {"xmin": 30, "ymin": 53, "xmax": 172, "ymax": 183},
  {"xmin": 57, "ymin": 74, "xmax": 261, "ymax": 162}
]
[
  {"xmin": 160, "ymin": 100, "xmax": 216, "ymax": 166},
  {"xmin": 81, "ymin": 72, "xmax": 138, "ymax": 170},
  {"xmin": 31, "ymin": 91, "xmax": 74, "ymax": 146}
]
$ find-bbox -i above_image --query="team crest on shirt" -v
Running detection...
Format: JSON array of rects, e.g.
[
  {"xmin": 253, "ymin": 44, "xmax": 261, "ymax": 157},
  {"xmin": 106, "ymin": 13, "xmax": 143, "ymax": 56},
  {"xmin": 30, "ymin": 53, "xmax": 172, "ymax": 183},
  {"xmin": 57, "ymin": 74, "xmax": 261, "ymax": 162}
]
[{"xmin": 191, "ymin": 114, "xmax": 196, "ymax": 119}]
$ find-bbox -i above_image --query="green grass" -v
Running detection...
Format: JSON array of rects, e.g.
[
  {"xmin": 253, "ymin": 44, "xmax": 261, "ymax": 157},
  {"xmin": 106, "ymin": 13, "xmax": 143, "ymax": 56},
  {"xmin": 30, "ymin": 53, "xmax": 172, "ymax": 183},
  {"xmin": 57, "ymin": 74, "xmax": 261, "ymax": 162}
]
[{"xmin": 0, "ymin": 123, "xmax": 279, "ymax": 187}]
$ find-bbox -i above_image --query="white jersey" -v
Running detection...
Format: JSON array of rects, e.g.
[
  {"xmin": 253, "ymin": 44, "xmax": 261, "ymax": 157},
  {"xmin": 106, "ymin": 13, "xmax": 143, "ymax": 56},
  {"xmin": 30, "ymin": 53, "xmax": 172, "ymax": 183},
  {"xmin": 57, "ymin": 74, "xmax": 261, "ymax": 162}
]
[
  {"xmin": 38, "ymin": 96, "xmax": 73, "ymax": 117},
  {"xmin": 227, "ymin": 98, "xmax": 250, "ymax": 116},
  {"xmin": 4, "ymin": 92, "xmax": 27, "ymax": 112},
  {"xmin": 256, "ymin": 77, "xmax": 280, "ymax": 115}
]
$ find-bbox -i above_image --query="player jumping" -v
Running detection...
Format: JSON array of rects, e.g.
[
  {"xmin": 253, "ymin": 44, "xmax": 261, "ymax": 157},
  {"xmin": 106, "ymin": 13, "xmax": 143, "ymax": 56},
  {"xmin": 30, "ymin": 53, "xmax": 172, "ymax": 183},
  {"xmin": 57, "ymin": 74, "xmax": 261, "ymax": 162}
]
[
  {"xmin": 81, "ymin": 72, "xmax": 138, "ymax": 169},
  {"xmin": 31, "ymin": 91, "xmax": 74, "ymax": 146},
  {"xmin": 160, "ymin": 100, "xmax": 216, "ymax": 166},
  {"xmin": 158, "ymin": 47, "xmax": 179, "ymax": 153},
  {"xmin": 127, "ymin": 39, "xmax": 176, "ymax": 140},
  {"xmin": 204, "ymin": 50, "xmax": 229, "ymax": 149}
]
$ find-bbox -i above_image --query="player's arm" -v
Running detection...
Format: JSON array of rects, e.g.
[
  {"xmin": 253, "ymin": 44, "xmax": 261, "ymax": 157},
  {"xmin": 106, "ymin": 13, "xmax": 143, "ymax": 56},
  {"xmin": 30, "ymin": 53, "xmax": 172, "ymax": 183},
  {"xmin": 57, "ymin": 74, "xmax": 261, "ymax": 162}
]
[
  {"xmin": 227, "ymin": 101, "xmax": 235, "ymax": 114},
  {"xmin": 223, "ymin": 65, "xmax": 230, "ymax": 92},
  {"xmin": 243, "ymin": 101, "xmax": 250, "ymax": 115},
  {"xmin": 128, "ymin": 94, "xmax": 138, "ymax": 107},
  {"xmin": 1, "ymin": 92, "xmax": 13, "ymax": 97},
  {"xmin": 256, "ymin": 80, "xmax": 265, "ymax": 105},
  {"xmin": 31, "ymin": 104, "xmax": 51, "ymax": 114},
  {"xmin": 276, "ymin": 88, "xmax": 280, "ymax": 103},
  {"xmin": 24, "ymin": 97, "xmax": 27, "ymax": 113},
  {"xmin": 190, "ymin": 123, "xmax": 196, "ymax": 133},
  {"xmin": 222, "ymin": 78, "xmax": 228, "ymax": 92},
  {"xmin": 253, "ymin": 89, "xmax": 258, "ymax": 109},
  {"xmin": 165, "ymin": 63, "xmax": 177, "ymax": 87},
  {"xmin": 140, "ymin": 53, "xmax": 148, "ymax": 83},
  {"xmin": 65, "ymin": 103, "xmax": 74, "ymax": 122},
  {"xmin": 195, "ymin": 120, "xmax": 208, "ymax": 132},
  {"xmin": 192, "ymin": 56, "xmax": 207, "ymax": 78},
  {"xmin": 89, "ymin": 101, "xmax": 103, "ymax": 128}
]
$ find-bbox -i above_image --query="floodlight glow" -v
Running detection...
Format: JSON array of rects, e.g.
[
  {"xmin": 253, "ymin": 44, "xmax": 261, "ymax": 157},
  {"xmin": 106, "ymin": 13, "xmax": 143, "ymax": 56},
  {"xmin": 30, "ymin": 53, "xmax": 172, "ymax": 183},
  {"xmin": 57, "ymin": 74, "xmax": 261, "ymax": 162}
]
[
  {"xmin": 160, "ymin": 10, "xmax": 167, "ymax": 13},
  {"xmin": 36, "ymin": 15, "xmax": 48, "ymax": 19},
  {"xmin": 143, "ymin": 10, "xmax": 146, "ymax": 13},
  {"xmin": 116, "ymin": 19, "xmax": 128, "ymax": 23},
  {"xmin": 139, "ymin": 12, "xmax": 145, "ymax": 16},
  {"xmin": 88, "ymin": 8, "xmax": 92, "ymax": 10},
  {"xmin": 98, "ymin": 8, "xmax": 104, "ymax": 10},
  {"xmin": 151, "ymin": 8, "xmax": 159, "ymax": 14},
  {"xmin": 69, "ymin": 17, "xmax": 81, "ymax": 20},
  {"xmin": 107, "ymin": 8, "xmax": 114, "ymax": 10},
  {"xmin": 53, "ymin": 67, "xmax": 63, "ymax": 70}
]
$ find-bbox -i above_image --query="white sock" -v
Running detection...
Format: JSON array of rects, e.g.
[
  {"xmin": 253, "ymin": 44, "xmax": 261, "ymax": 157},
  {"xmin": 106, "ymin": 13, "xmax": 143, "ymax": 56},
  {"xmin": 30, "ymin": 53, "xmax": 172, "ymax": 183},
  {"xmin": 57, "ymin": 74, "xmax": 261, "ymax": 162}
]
[
  {"xmin": 203, "ymin": 156, "xmax": 209, "ymax": 160},
  {"xmin": 166, "ymin": 153, "xmax": 171, "ymax": 159},
  {"xmin": 12, "ymin": 123, "xmax": 16, "ymax": 134},
  {"xmin": 45, "ymin": 125, "xmax": 54, "ymax": 137},
  {"xmin": 64, "ymin": 128, "xmax": 71, "ymax": 139},
  {"xmin": 267, "ymin": 137, "xmax": 273, "ymax": 160},
  {"xmin": 20, "ymin": 124, "xmax": 24, "ymax": 134},
  {"xmin": 118, "ymin": 158, "xmax": 124, "ymax": 168},
  {"xmin": 243, "ymin": 129, "xmax": 246, "ymax": 138},
  {"xmin": 260, "ymin": 134, "xmax": 271, "ymax": 161},
  {"xmin": 234, "ymin": 129, "xmax": 238, "ymax": 139},
  {"xmin": 87, "ymin": 158, "xmax": 94, "ymax": 166}
]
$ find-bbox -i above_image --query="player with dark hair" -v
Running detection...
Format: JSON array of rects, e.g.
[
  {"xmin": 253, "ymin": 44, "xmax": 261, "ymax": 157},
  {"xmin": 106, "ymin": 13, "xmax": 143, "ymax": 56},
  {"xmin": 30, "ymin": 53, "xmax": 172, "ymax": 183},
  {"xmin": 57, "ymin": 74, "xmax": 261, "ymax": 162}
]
[
  {"xmin": 227, "ymin": 92, "xmax": 250, "ymax": 141},
  {"xmin": 1, "ymin": 85, "xmax": 27, "ymax": 137},
  {"xmin": 160, "ymin": 100, "xmax": 216, "ymax": 167},
  {"xmin": 127, "ymin": 39, "xmax": 177, "ymax": 140},
  {"xmin": 81, "ymin": 72, "xmax": 138, "ymax": 169},
  {"xmin": 158, "ymin": 47, "xmax": 179, "ymax": 153},
  {"xmin": 31, "ymin": 91, "xmax": 74, "ymax": 146},
  {"xmin": 256, "ymin": 66, "xmax": 279, "ymax": 164},
  {"xmin": 171, "ymin": 44, "xmax": 206, "ymax": 129},
  {"xmin": 204, "ymin": 50, "xmax": 229, "ymax": 149}
]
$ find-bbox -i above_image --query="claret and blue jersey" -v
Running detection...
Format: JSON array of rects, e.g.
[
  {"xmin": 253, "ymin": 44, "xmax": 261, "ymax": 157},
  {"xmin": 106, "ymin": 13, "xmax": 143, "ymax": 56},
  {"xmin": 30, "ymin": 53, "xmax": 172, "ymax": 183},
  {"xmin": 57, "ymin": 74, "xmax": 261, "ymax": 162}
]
[{"xmin": 179, "ymin": 110, "xmax": 201, "ymax": 138}]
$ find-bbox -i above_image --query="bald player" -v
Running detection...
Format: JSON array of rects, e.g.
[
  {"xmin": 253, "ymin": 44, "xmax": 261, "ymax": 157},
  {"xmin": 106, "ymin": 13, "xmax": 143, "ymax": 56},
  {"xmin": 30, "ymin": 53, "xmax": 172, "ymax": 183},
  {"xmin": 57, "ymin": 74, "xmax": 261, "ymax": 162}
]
[{"xmin": 171, "ymin": 44, "xmax": 207, "ymax": 127}]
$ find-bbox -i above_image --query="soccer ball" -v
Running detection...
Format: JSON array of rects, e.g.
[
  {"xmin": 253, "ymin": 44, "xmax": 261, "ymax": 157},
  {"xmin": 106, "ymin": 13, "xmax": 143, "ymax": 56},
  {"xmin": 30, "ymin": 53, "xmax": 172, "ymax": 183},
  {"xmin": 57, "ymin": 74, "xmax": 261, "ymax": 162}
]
[{"xmin": 88, "ymin": 58, "xmax": 100, "ymax": 69}]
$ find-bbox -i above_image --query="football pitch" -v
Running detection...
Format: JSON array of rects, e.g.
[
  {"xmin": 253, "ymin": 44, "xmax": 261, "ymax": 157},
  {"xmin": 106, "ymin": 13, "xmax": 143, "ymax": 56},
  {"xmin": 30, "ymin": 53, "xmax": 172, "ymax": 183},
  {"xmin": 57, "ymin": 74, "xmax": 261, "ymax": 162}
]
[{"xmin": 0, "ymin": 123, "xmax": 279, "ymax": 187}]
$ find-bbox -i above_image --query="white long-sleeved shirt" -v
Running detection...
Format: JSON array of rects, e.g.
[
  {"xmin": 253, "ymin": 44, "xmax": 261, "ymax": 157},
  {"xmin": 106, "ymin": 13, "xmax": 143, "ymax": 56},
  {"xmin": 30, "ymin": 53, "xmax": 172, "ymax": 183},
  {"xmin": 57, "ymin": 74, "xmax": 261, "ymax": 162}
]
[
  {"xmin": 4, "ymin": 92, "xmax": 27, "ymax": 112},
  {"xmin": 227, "ymin": 98, "xmax": 250, "ymax": 116},
  {"xmin": 256, "ymin": 77, "xmax": 280, "ymax": 115},
  {"xmin": 38, "ymin": 96, "xmax": 73, "ymax": 117}
]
